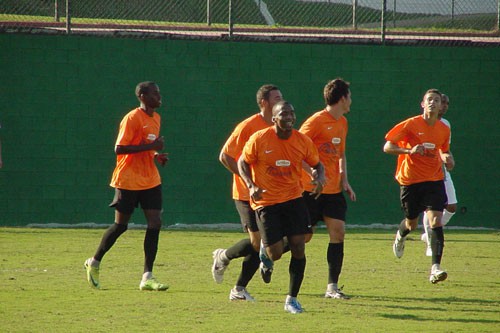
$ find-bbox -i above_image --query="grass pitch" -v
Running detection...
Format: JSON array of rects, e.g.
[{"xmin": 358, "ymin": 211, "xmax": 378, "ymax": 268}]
[{"xmin": 0, "ymin": 227, "xmax": 499, "ymax": 332}]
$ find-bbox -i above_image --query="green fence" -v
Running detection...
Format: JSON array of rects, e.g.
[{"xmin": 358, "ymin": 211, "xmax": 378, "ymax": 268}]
[
  {"xmin": 0, "ymin": 33, "xmax": 498, "ymax": 228},
  {"xmin": 1, "ymin": 0, "xmax": 499, "ymax": 42}
]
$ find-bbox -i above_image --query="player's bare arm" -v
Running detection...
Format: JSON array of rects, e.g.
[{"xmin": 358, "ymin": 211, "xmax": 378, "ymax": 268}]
[
  {"xmin": 309, "ymin": 162, "xmax": 326, "ymax": 199},
  {"xmin": 115, "ymin": 136, "xmax": 165, "ymax": 154},
  {"xmin": 237, "ymin": 156, "xmax": 265, "ymax": 201},
  {"xmin": 219, "ymin": 151, "xmax": 240, "ymax": 175},
  {"xmin": 340, "ymin": 154, "xmax": 356, "ymax": 201},
  {"xmin": 383, "ymin": 141, "xmax": 425, "ymax": 156}
]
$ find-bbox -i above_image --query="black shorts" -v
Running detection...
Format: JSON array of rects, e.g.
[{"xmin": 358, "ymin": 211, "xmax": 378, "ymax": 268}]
[
  {"xmin": 255, "ymin": 197, "xmax": 312, "ymax": 247},
  {"xmin": 400, "ymin": 180, "xmax": 447, "ymax": 219},
  {"xmin": 303, "ymin": 191, "xmax": 347, "ymax": 226},
  {"xmin": 109, "ymin": 185, "xmax": 162, "ymax": 215},
  {"xmin": 234, "ymin": 200, "xmax": 259, "ymax": 233}
]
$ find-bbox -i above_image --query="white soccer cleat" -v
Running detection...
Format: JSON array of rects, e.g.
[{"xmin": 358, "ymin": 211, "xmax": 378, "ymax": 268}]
[
  {"xmin": 430, "ymin": 269, "xmax": 448, "ymax": 284},
  {"xmin": 211, "ymin": 248, "xmax": 228, "ymax": 284},
  {"xmin": 325, "ymin": 288, "xmax": 350, "ymax": 299},
  {"xmin": 393, "ymin": 231, "xmax": 406, "ymax": 259},
  {"xmin": 229, "ymin": 287, "xmax": 255, "ymax": 301},
  {"xmin": 284, "ymin": 297, "xmax": 304, "ymax": 314}
]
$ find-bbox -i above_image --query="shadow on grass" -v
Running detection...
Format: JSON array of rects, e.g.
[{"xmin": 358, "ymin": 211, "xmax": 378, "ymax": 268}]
[
  {"xmin": 346, "ymin": 294, "xmax": 500, "ymax": 306},
  {"xmin": 379, "ymin": 313, "xmax": 500, "ymax": 324}
]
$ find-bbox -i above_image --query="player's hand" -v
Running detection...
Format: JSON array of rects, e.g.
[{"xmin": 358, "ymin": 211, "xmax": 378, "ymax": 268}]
[
  {"xmin": 155, "ymin": 153, "xmax": 169, "ymax": 166},
  {"xmin": 443, "ymin": 154, "xmax": 455, "ymax": 171},
  {"xmin": 151, "ymin": 136, "xmax": 165, "ymax": 151},
  {"xmin": 343, "ymin": 182, "xmax": 356, "ymax": 201},
  {"xmin": 250, "ymin": 186, "xmax": 266, "ymax": 202},
  {"xmin": 310, "ymin": 178, "xmax": 325, "ymax": 200},
  {"xmin": 411, "ymin": 144, "xmax": 425, "ymax": 156}
]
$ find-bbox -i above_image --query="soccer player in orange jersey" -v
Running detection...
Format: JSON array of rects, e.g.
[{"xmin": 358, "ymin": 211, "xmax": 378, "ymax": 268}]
[
  {"xmin": 384, "ymin": 89, "xmax": 454, "ymax": 284},
  {"xmin": 212, "ymin": 85, "xmax": 283, "ymax": 301},
  {"xmin": 238, "ymin": 101, "xmax": 325, "ymax": 314},
  {"xmin": 299, "ymin": 78, "xmax": 356, "ymax": 299},
  {"xmin": 84, "ymin": 81, "xmax": 169, "ymax": 291}
]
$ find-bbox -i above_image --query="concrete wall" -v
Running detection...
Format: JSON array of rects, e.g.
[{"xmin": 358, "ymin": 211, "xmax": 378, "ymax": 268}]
[{"xmin": 0, "ymin": 33, "xmax": 498, "ymax": 228}]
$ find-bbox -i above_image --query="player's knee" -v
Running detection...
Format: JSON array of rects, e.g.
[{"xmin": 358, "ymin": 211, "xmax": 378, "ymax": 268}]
[
  {"xmin": 251, "ymin": 240, "xmax": 260, "ymax": 252},
  {"xmin": 269, "ymin": 251, "xmax": 283, "ymax": 261},
  {"xmin": 446, "ymin": 204, "xmax": 457, "ymax": 213},
  {"xmin": 147, "ymin": 219, "xmax": 162, "ymax": 230}
]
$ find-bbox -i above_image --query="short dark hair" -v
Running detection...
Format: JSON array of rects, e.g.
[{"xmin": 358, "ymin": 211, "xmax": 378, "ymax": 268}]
[
  {"xmin": 424, "ymin": 88, "xmax": 441, "ymax": 96},
  {"xmin": 256, "ymin": 84, "xmax": 280, "ymax": 106},
  {"xmin": 135, "ymin": 81, "xmax": 157, "ymax": 98},
  {"xmin": 324, "ymin": 78, "xmax": 350, "ymax": 106},
  {"xmin": 272, "ymin": 100, "xmax": 294, "ymax": 117}
]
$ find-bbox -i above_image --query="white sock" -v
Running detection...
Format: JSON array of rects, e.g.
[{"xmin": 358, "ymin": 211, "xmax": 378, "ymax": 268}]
[
  {"xmin": 285, "ymin": 295, "xmax": 295, "ymax": 303},
  {"xmin": 441, "ymin": 209, "xmax": 455, "ymax": 226},
  {"xmin": 142, "ymin": 271, "xmax": 153, "ymax": 281},
  {"xmin": 327, "ymin": 283, "xmax": 338, "ymax": 292},
  {"xmin": 422, "ymin": 214, "xmax": 430, "ymax": 236},
  {"xmin": 90, "ymin": 258, "xmax": 100, "ymax": 268},
  {"xmin": 221, "ymin": 250, "xmax": 229, "ymax": 263}
]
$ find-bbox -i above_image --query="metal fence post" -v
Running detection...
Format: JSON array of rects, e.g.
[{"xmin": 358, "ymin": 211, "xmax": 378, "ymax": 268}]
[
  {"xmin": 451, "ymin": 0, "xmax": 455, "ymax": 26},
  {"xmin": 228, "ymin": 0, "xmax": 233, "ymax": 38},
  {"xmin": 55, "ymin": 0, "xmax": 59, "ymax": 22},
  {"xmin": 352, "ymin": 0, "xmax": 357, "ymax": 30},
  {"xmin": 393, "ymin": 0, "xmax": 396, "ymax": 28},
  {"xmin": 381, "ymin": 0, "xmax": 386, "ymax": 44},
  {"xmin": 207, "ymin": 0, "xmax": 211, "ymax": 26},
  {"xmin": 497, "ymin": 0, "xmax": 500, "ymax": 31},
  {"xmin": 66, "ymin": 0, "xmax": 71, "ymax": 34}
]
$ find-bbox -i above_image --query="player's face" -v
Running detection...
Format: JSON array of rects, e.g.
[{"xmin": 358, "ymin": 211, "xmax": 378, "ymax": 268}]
[
  {"xmin": 265, "ymin": 90, "xmax": 283, "ymax": 111},
  {"xmin": 143, "ymin": 84, "xmax": 162, "ymax": 109},
  {"xmin": 421, "ymin": 92, "xmax": 441, "ymax": 117},
  {"xmin": 273, "ymin": 104, "xmax": 296, "ymax": 132},
  {"xmin": 439, "ymin": 98, "xmax": 449, "ymax": 117},
  {"xmin": 342, "ymin": 91, "xmax": 352, "ymax": 113}
]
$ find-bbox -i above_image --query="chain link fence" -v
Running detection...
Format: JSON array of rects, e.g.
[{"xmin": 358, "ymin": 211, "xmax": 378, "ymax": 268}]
[{"xmin": 1, "ymin": 0, "xmax": 499, "ymax": 44}]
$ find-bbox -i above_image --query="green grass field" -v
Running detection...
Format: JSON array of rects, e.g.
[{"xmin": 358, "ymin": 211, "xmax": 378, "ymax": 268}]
[{"xmin": 1, "ymin": 227, "xmax": 499, "ymax": 332}]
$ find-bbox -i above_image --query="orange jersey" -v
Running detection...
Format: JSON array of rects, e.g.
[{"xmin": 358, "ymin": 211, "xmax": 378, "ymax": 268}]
[
  {"xmin": 110, "ymin": 108, "xmax": 162, "ymax": 190},
  {"xmin": 299, "ymin": 109, "xmax": 347, "ymax": 194},
  {"xmin": 221, "ymin": 114, "xmax": 271, "ymax": 201},
  {"xmin": 385, "ymin": 115, "xmax": 450, "ymax": 185},
  {"xmin": 241, "ymin": 127, "xmax": 320, "ymax": 209}
]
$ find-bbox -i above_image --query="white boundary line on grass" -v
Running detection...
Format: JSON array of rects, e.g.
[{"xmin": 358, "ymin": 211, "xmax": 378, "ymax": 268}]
[{"xmin": 23, "ymin": 222, "xmax": 497, "ymax": 231}]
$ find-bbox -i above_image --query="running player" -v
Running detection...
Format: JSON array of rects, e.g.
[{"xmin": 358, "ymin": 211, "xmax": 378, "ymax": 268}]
[
  {"xmin": 84, "ymin": 81, "xmax": 169, "ymax": 291},
  {"xmin": 384, "ymin": 88, "xmax": 454, "ymax": 284},
  {"xmin": 238, "ymin": 100, "xmax": 325, "ymax": 313},
  {"xmin": 299, "ymin": 78, "xmax": 356, "ymax": 299}
]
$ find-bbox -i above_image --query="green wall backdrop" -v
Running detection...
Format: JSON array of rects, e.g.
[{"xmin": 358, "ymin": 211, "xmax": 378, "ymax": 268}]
[{"xmin": 0, "ymin": 34, "xmax": 498, "ymax": 228}]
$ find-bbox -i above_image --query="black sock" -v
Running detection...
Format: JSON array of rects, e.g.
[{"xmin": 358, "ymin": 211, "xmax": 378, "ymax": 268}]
[
  {"xmin": 289, "ymin": 256, "xmax": 306, "ymax": 297},
  {"xmin": 430, "ymin": 226, "xmax": 444, "ymax": 265},
  {"xmin": 235, "ymin": 250, "xmax": 260, "ymax": 287},
  {"xmin": 94, "ymin": 223, "xmax": 128, "ymax": 261},
  {"xmin": 327, "ymin": 242, "xmax": 344, "ymax": 285},
  {"xmin": 398, "ymin": 219, "xmax": 411, "ymax": 238},
  {"xmin": 225, "ymin": 238, "xmax": 254, "ymax": 260},
  {"xmin": 144, "ymin": 228, "xmax": 160, "ymax": 273}
]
